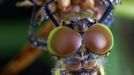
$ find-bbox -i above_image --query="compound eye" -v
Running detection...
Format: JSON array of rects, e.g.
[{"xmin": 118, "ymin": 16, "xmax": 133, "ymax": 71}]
[
  {"xmin": 83, "ymin": 24, "xmax": 114, "ymax": 55},
  {"xmin": 47, "ymin": 26, "xmax": 82, "ymax": 57}
]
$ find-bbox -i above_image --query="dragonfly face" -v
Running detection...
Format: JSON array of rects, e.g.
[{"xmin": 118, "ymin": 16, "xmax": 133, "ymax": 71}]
[
  {"xmin": 43, "ymin": 0, "xmax": 115, "ymax": 75},
  {"xmin": 27, "ymin": 0, "xmax": 120, "ymax": 75},
  {"xmin": 48, "ymin": 23, "xmax": 113, "ymax": 75}
]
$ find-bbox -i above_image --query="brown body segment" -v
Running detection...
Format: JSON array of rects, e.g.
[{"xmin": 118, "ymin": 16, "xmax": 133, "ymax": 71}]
[{"xmin": 0, "ymin": 43, "xmax": 43, "ymax": 75}]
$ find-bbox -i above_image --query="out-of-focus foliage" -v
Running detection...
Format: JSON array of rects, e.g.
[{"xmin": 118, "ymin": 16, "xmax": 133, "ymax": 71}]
[
  {"xmin": 114, "ymin": 0, "xmax": 134, "ymax": 19},
  {"xmin": 108, "ymin": 0, "xmax": 134, "ymax": 75}
]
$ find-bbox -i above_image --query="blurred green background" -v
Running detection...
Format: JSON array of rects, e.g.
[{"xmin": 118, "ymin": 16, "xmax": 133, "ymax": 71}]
[{"xmin": 0, "ymin": 0, "xmax": 134, "ymax": 75}]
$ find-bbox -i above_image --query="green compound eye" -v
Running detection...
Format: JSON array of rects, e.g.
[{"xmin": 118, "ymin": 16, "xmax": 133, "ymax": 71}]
[
  {"xmin": 83, "ymin": 24, "xmax": 114, "ymax": 55},
  {"xmin": 47, "ymin": 26, "xmax": 82, "ymax": 57}
]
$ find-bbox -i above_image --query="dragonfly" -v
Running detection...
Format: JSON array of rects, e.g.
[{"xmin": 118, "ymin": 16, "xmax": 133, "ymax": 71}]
[{"xmin": 16, "ymin": 0, "xmax": 121, "ymax": 75}]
